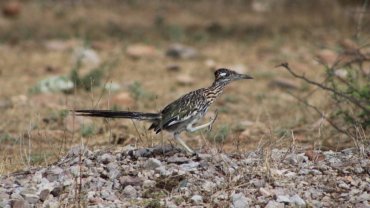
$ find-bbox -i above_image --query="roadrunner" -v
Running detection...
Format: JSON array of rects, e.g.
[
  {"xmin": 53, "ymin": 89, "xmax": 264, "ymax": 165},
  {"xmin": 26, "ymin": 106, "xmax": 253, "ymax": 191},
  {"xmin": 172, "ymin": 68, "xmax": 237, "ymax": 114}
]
[{"xmin": 74, "ymin": 68, "xmax": 253, "ymax": 153}]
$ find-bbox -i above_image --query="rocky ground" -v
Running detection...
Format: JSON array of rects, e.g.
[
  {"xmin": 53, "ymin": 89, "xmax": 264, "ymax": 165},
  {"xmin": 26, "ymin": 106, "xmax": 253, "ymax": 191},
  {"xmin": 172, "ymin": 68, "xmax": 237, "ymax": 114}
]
[{"xmin": 0, "ymin": 145, "xmax": 369, "ymax": 208}]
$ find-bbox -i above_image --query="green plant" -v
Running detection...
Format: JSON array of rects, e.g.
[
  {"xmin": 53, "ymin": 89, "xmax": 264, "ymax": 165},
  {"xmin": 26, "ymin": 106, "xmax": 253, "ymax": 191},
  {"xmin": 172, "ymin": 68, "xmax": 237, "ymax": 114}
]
[
  {"xmin": 69, "ymin": 55, "xmax": 117, "ymax": 91},
  {"xmin": 80, "ymin": 124, "xmax": 96, "ymax": 137},
  {"xmin": 277, "ymin": 45, "xmax": 370, "ymax": 152},
  {"xmin": 211, "ymin": 124, "xmax": 230, "ymax": 143}
]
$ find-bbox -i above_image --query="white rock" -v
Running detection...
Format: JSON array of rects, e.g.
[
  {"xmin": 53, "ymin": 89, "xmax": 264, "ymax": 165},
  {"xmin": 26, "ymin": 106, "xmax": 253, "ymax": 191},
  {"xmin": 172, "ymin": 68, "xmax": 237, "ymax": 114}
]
[
  {"xmin": 32, "ymin": 170, "xmax": 43, "ymax": 183},
  {"xmin": 123, "ymin": 185, "xmax": 137, "ymax": 198},
  {"xmin": 73, "ymin": 47, "xmax": 101, "ymax": 67},
  {"xmin": 259, "ymin": 187, "xmax": 272, "ymax": 197},
  {"xmin": 180, "ymin": 161, "xmax": 199, "ymax": 172},
  {"xmin": 276, "ymin": 195, "xmax": 291, "ymax": 203},
  {"xmin": 357, "ymin": 192, "xmax": 370, "ymax": 202},
  {"xmin": 166, "ymin": 43, "xmax": 199, "ymax": 59},
  {"xmin": 99, "ymin": 153, "xmax": 114, "ymax": 164},
  {"xmin": 70, "ymin": 165, "xmax": 81, "ymax": 177},
  {"xmin": 191, "ymin": 195, "xmax": 203, "ymax": 205},
  {"xmin": 202, "ymin": 181, "xmax": 216, "ymax": 192},
  {"xmin": 290, "ymin": 194, "xmax": 306, "ymax": 207},
  {"xmin": 87, "ymin": 191, "xmax": 96, "ymax": 200},
  {"xmin": 143, "ymin": 180, "xmax": 156, "ymax": 188},
  {"xmin": 22, "ymin": 193, "xmax": 39, "ymax": 204},
  {"xmin": 145, "ymin": 158, "xmax": 162, "ymax": 170},
  {"xmin": 265, "ymin": 200, "xmax": 284, "ymax": 208},
  {"xmin": 43, "ymin": 198, "xmax": 60, "ymax": 208},
  {"xmin": 231, "ymin": 192, "xmax": 249, "ymax": 208}
]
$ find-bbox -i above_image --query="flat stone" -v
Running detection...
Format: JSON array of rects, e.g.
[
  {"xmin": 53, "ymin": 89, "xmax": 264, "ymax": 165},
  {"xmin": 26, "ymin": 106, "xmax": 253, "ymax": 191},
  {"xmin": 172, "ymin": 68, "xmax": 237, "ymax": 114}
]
[
  {"xmin": 231, "ymin": 192, "xmax": 249, "ymax": 208},
  {"xmin": 259, "ymin": 187, "xmax": 272, "ymax": 197},
  {"xmin": 166, "ymin": 43, "xmax": 199, "ymax": 59},
  {"xmin": 39, "ymin": 189, "xmax": 50, "ymax": 202},
  {"xmin": 22, "ymin": 193, "xmax": 39, "ymax": 204},
  {"xmin": 265, "ymin": 200, "xmax": 284, "ymax": 208},
  {"xmin": 70, "ymin": 165, "xmax": 81, "ymax": 177},
  {"xmin": 11, "ymin": 200, "xmax": 26, "ymax": 208},
  {"xmin": 50, "ymin": 186, "xmax": 63, "ymax": 197},
  {"xmin": 357, "ymin": 192, "xmax": 370, "ymax": 202},
  {"xmin": 276, "ymin": 195, "xmax": 291, "ymax": 203},
  {"xmin": 180, "ymin": 161, "xmax": 199, "ymax": 172},
  {"xmin": 167, "ymin": 156, "xmax": 190, "ymax": 164},
  {"xmin": 143, "ymin": 180, "xmax": 156, "ymax": 188},
  {"xmin": 0, "ymin": 192, "xmax": 9, "ymax": 200},
  {"xmin": 43, "ymin": 198, "xmax": 60, "ymax": 208},
  {"xmin": 191, "ymin": 195, "xmax": 203, "ymax": 205},
  {"xmin": 46, "ymin": 166, "xmax": 63, "ymax": 182},
  {"xmin": 126, "ymin": 44, "xmax": 158, "ymax": 59},
  {"xmin": 119, "ymin": 176, "xmax": 142, "ymax": 187},
  {"xmin": 250, "ymin": 178, "xmax": 265, "ymax": 188},
  {"xmin": 290, "ymin": 194, "xmax": 306, "ymax": 207},
  {"xmin": 98, "ymin": 153, "xmax": 114, "ymax": 164},
  {"xmin": 202, "ymin": 181, "xmax": 216, "ymax": 192},
  {"xmin": 11, "ymin": 192, "xmax": 23, "ymax": 200},
  {"xmin": 101, "ymin": 190, "xmax": 117, "ymax": 201},
  {"xmin": 144, "ymin": 158, "xmax": 162, "ymax": 170}
]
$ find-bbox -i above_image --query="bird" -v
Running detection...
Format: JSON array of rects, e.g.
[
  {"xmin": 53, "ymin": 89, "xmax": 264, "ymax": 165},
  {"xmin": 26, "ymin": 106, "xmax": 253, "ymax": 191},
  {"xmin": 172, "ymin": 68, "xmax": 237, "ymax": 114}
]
[{"xmin": 74, "ymin": 68, "xmax": 253, "ymax": 154}]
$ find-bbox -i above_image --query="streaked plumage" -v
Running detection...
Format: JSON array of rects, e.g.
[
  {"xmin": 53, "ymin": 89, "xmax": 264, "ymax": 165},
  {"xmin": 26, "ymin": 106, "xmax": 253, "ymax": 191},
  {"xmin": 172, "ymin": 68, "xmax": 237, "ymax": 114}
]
[{"xmin": 74, "ymin": 68, "xmax": 253, "ymax": 153}]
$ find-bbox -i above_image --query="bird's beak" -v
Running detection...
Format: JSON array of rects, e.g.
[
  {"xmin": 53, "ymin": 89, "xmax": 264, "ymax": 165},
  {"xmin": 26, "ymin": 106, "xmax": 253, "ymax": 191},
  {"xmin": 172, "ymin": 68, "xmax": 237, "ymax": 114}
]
[{"xmin": 236, "ymin": 73, "xmax": 253, "ymax": 80}]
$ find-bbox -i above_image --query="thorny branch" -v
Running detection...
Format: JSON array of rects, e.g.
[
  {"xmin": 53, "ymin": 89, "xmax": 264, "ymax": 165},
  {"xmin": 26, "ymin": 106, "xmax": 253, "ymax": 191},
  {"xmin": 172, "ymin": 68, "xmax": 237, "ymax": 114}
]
[
  {"xmin": 276, "ymin": 63, "xmax": 369, "ymax": 114},
  {"xmin": 284, "ymin": 90, "xmax": 354, "ymax": 138}
]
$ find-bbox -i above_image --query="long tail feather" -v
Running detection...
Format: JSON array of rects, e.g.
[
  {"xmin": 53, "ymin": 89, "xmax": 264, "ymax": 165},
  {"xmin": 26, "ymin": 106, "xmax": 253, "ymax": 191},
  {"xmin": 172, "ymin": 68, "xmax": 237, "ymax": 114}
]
[{"xmin": 73, "ymin": 110, "xmax": 161, "ymax": 121}]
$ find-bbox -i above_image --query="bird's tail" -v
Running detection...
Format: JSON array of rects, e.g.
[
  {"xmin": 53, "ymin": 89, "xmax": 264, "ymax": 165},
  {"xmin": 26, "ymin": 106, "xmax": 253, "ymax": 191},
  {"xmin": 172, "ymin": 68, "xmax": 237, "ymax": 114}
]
[{"xmin": 73, "ymin": 110, "xmax": 161, "ymax": 121}]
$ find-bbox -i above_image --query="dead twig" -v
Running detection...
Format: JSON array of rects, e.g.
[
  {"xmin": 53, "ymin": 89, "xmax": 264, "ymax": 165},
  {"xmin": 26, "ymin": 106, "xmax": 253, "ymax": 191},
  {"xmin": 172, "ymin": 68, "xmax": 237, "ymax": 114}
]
[
  {"xmin": 276, "ymin": 62, "xmax": 368, "ymax": 114},
  {"xmin": 284, "ymin": 89, "xmax": 354, "ymax": 138}
]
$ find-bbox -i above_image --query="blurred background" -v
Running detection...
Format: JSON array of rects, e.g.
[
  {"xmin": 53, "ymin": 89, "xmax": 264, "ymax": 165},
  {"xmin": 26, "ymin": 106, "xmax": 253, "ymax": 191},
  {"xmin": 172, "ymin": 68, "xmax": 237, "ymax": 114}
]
[{"xmin": 0, "ymin": 0, "xmax": 369, "ymax": 173}]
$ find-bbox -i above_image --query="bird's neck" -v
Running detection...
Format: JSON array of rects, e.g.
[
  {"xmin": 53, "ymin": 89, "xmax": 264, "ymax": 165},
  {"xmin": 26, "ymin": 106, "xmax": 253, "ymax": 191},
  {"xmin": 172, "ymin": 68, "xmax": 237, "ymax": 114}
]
[{"xmin": 204, "ymin": 80, "xmax": 228, "ymax": 103}]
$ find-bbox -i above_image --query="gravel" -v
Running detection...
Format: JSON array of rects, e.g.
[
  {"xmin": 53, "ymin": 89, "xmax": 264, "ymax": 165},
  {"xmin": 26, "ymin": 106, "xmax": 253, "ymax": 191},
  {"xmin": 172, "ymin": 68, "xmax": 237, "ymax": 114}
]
[{"xmin": 0, "ymin": 145, "xmax": 369, "ymax": 207}]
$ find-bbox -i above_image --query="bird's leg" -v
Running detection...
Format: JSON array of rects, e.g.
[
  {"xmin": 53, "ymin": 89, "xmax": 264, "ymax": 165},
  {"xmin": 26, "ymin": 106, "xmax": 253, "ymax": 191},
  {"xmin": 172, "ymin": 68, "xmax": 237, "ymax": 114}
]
[
  {"xmin": 174, "ymin": 133, "xmax": 194, "ymax": 154},
  {"xmin": 208, "ymin": 110, "xmax": 218, "ymax": 131},
  {"xmin": 186, "ymin": 111, "xmax": 218, "ymax": 132}
]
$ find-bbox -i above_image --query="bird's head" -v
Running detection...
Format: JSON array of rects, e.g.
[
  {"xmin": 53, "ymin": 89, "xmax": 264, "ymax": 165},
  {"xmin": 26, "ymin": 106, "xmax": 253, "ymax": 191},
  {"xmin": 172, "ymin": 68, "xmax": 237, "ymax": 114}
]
[{"xmin": 214, "ymin": 68, "xmax": 253, "ymax": 83}]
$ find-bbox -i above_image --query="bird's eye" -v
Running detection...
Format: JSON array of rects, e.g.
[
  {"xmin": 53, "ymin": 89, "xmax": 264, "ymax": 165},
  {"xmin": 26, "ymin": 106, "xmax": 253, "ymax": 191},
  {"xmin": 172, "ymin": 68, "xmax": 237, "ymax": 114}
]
[{"xmin": 219, "ymin": 72, "xmax": 227, "ymax": 77}]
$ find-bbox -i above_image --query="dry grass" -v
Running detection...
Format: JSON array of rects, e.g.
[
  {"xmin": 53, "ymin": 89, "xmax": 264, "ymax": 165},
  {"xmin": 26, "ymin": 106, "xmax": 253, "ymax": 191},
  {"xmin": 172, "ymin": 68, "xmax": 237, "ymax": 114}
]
[{"xmin": 0, "ymin": 0, "xmax": 369, "ymax": 174}]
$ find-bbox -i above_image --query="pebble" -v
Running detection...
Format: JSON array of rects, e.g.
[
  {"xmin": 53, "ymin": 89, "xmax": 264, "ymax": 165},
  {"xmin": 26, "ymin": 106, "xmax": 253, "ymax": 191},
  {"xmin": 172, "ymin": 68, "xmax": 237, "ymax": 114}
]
[
  {"xmin": 144, "ymin": 158, "xmax": 162, "ymax": 169},
  {"xmin": 0, "ymin": 146, "xmax": 368, "ymax": 207},
  {"xmin": 265, "ymin": 200, "xmax": 284, "ymax": 208},
  {"xmin": 98, "ymin": 153, "xmax": 114, "ymax": 164},
  {"xmin": 119, "ymin": 176, "xmax": 142, "ymax": 187},
  {"xmin": 23, "ymin": 193, "xmax": 38, "ymax": 204},
  {"xmin": 126, "ymin": 44, "xmax": 158, "ymax": 59},
  {"xmin": 180, "ymin": 161, "xmax": 199, "ymax": 172},
  {"xmin": 276, "ymin": 195, "xmax": 291, "ymax": 203},
  {"xmin": 143, "ymin": 180, "xmax": 156, "ymax": 188},
  {"xmin": 166, "ymin": 43, "xmax": 199, "ymax": 59},
  {"xmin": 231, "ymin": 192, "xmax": 249, "ymax": 208},
  {"xmin": 191, "ymin": 195, "xmax": 203, "ymax": 205},
  {"xmin": 39, "ymin": 189, "xmax": 50, "ymax": 202},
  {"xmin": 259, "ymin": 187, "xmax": 272, "ymax": 197},
  {"xmin": 290, "ymin": 194, "xmax": 306, "ymax": 207},
  {"xmin": 123, "ymin": 185, "xmax": 137, "ymax": 198},
  {"xmin": 202, "ymin": 181, "xmax": 216, "ymax": 192},
  {"xmin": 11, "ymin": 200, "xmax": 26, "ymax": 208}
]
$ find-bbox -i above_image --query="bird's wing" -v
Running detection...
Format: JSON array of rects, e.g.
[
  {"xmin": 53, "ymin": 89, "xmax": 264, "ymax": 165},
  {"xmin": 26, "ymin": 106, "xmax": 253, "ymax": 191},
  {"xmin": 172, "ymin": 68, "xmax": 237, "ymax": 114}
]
[{"xmin": 149, "ymin": 89, "xmax": 206, "ymax": 132}]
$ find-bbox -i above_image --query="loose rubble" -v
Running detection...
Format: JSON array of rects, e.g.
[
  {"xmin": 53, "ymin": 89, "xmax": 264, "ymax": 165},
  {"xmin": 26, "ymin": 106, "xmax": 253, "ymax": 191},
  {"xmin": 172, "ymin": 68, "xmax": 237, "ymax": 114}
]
[{"xmin": 0, "ymin": 145, "xmax": 369, "ymax": 207}]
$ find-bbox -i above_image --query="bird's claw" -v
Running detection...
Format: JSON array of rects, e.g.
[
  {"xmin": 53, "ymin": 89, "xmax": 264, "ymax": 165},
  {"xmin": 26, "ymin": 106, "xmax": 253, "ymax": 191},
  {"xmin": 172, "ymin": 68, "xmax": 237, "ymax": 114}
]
[{"xmin": 208, "ymin": 110, "xmax": 218, "ymax": 132}]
